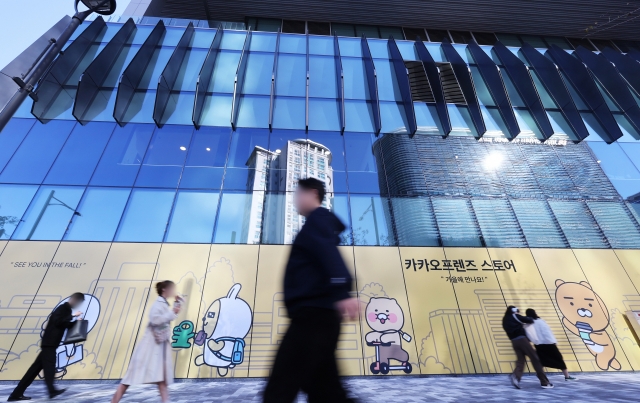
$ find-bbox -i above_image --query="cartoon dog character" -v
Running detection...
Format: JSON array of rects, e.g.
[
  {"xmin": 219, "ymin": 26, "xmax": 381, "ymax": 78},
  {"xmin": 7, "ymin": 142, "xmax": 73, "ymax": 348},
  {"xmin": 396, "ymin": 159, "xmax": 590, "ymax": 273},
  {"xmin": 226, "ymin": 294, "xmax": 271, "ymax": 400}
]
[
  {"xmin": 194, "ymin": 284, "xmax": 252, "ymax": 376},
  {"xmin": 555, "ymin": 280, "xmax": 621, "ymax": 371},
  {"xmin": 365, "ymin": 297, "xmax": 411, "ymax": 372},
  {"xmin": 42, "ymin": 294, "xmax": 100, "ymax": 378}
]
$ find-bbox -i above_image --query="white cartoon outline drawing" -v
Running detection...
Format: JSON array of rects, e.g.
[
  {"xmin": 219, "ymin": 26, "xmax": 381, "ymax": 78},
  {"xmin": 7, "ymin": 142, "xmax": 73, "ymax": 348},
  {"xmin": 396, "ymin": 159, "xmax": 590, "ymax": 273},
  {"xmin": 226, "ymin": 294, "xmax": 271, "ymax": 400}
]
[{"xmin": 194, "ymin": 284, "xmax": 252, "ymax": 376}]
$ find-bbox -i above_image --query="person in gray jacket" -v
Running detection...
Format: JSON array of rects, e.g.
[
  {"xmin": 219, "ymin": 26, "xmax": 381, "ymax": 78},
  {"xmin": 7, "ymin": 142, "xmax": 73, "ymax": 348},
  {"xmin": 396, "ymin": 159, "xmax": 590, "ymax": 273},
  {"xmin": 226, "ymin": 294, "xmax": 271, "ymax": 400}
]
[{"xmin": 525, "ymin": 309, "xmax": 578, "ymax": 381}]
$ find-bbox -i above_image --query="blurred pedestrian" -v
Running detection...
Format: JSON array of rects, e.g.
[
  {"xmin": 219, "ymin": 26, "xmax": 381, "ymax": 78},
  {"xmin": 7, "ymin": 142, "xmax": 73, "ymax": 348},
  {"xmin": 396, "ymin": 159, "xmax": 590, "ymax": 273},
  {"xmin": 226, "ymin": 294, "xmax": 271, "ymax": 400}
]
[
  {"xmin": 525, "ymin": 308, "xmax": 578, "ymax": 381},
  {"xmin": 8, "ymin": 293, "xmax": 85, "ymax": 401},
  {"xmin": 263, "ymin": 178, "xmax": 359, "ymax": 403},
  {"xmin": 111, "ymin": 281, "xmax": 183, "ymax": 403},
  {"xmin": 502, "ymin": 305, "xmax": 553, "ymax": 389}
]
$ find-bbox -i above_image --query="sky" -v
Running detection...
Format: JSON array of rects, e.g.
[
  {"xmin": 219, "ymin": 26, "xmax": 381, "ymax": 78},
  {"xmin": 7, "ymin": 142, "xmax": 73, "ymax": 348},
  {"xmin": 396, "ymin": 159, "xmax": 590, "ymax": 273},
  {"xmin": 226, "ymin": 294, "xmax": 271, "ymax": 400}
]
[{"xmin": 0, "ymin": 0, "xmax": 131, "ymax": 69}]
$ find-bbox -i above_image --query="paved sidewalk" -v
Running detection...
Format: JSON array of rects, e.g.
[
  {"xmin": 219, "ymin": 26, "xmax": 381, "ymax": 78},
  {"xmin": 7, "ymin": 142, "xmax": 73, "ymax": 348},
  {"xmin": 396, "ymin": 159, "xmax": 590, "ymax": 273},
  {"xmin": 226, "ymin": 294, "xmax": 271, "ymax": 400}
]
[{"xmin": 0, "ymin": 373, "xmax": 638, "ymax": 402}]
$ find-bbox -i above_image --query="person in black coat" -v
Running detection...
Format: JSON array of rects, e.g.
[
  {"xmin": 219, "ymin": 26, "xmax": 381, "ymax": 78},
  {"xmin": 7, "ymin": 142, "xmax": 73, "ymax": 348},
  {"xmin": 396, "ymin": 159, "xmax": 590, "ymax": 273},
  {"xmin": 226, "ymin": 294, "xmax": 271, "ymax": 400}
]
[
  {"xmin": 502, "ymin": 305, "xmax": 552, "ymax": 390},
  {"xmin": 263, "ymin": 178, "xmax": 359, "ymax": 403},
  {"xmin": 8, "ymin": 293, "xmax": 85, "ymax": 401}
]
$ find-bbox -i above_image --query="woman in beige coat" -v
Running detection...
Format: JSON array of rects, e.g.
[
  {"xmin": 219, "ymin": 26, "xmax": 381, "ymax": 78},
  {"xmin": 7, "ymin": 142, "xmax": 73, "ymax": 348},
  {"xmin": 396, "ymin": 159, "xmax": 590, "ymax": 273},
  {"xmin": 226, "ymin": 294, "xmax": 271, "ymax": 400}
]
[{"xmin": 111, "ymin": 280, "xmax": 182, "ymax": 403}]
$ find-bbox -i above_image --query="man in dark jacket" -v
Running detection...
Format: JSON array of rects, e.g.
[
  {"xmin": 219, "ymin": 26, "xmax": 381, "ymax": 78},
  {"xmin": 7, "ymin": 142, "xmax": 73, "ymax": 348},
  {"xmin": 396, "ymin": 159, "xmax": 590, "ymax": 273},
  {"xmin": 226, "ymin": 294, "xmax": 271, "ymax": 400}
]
[
  {"xmin": 502, "ymin": 305, "xmax": 552, "ymax": 390},
  {"xmin": 8, "ymin": 293, "xmax": 85, "ymax": 401},
  {"xmin": 264, "ymin": 178, "xmax": 359, "ymax": 403}
]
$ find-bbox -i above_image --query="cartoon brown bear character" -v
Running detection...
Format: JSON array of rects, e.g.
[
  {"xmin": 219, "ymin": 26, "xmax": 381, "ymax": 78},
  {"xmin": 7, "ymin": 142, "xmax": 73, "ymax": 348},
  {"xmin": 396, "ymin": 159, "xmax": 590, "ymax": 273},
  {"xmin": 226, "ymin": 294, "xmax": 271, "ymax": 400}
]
[{"xmin": 555, "ymin": 279, "xmax": 621, "ymax": 371}]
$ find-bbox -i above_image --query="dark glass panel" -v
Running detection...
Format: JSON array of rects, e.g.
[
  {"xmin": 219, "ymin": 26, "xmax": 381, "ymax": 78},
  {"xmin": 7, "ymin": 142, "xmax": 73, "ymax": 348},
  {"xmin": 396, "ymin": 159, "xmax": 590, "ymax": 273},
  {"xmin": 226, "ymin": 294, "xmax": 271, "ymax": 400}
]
[
  {"xmin": 543, "ymin": 36, "xmax": 573, "ymax": 50},
  {"xmin": 307, "ymin": 21, "xmax": 331, "ymax": 36},
  {"xmin": 426, "ymin": 29, "xmax": 449, "ymax": 43},
  {"xmin": 567, "ymin": 37, "xmax": 596, "ymax": 51},
  {"xmin": 403, "ymin": 28, "xmax": 426, "ymax": 42},
  {"xmin": 90, "ymin": 123, "xmax": 154, "ymax": 186},
  {"xmin": 472, "ymin": 32, "xmax": 497, "ymax": 45},
  {"xmin": 449, "ymin": 30, "xmax": 472, "ymax": 44},
  {"xmin": 355, "ymin": 25, "xmax": 380, "ymax": 39},
  {"xmin": 0, "ymin": 120, "xmax": 75, "ymax": 184},
  {"xmin": 44, "ymin": 122, "xmax": 115, "ymax": 185},
  {"xmin": 135, "ymin": 125, "xmax": 194, "ymax": 188},
  {"xmin": 282, "ymin": 20, "xmax": 305, "ymax": 34},
  {"xmin": 495, "ymin": 33, "xmax": 521, "ymax": 47},
  {"xmin": 332, "ymin": 23, "xmax": 356, "ymax": 37}
]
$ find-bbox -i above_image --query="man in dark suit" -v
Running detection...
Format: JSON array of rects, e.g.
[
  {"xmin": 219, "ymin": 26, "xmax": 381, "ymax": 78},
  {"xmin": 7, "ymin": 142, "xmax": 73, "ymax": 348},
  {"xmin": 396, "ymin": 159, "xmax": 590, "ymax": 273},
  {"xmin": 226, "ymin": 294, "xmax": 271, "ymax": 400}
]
[
  {"xmin": 8, "ymin": 293, "xmax": 85, "ymax": 401},
  {"xmin": 263, "ymin": 178, "xmax": 359, "ymax": 403}
]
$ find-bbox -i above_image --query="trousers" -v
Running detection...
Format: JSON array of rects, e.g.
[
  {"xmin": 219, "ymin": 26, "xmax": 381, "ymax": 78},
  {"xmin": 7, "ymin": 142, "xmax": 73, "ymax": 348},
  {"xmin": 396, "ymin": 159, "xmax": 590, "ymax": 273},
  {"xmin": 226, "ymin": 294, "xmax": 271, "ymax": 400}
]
[
  {"xmin": 11, "ymin": 347, "xmax": 58, "ymax": 397},
  {"xmin": 511, "ymin": 337, "xmax": 550, "ymax": 386},
  {"xmin": 263, "ymin": 307, "xmax": 352, "ymax": 403}
]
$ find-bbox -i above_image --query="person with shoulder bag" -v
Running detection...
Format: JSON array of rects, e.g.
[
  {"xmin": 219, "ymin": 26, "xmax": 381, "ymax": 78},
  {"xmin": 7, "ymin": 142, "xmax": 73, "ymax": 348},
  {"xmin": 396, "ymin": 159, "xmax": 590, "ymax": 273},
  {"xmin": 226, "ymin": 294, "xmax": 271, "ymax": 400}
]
[
  {"xmin": 111, "ymin": 281, "xmax": 183, "ymax": 403},
  {"xmin": 526, "ymin": 309, "xmax": 578, "ymax": 381},
  {"xmin": 8, "ymin": 293, "xmax": 85, "ymax": 401}
]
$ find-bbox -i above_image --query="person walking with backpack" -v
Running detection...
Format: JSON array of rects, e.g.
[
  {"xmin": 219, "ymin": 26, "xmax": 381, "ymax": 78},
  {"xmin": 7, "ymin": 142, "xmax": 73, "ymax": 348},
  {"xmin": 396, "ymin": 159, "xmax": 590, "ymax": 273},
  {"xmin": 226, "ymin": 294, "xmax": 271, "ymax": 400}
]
[
  {"xmin": 502, "ymin": 306, "xmax": 553, "ymax": 389},
  {"xmin": 525, "ymin": 308, "xmax": 578, "ymax": 381}
]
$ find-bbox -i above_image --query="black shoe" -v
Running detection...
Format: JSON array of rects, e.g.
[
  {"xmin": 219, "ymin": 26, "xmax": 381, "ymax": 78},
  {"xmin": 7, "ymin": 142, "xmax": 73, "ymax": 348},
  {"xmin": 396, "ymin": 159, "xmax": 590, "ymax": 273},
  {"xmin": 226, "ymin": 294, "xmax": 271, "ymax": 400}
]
[
  {"xmin": 7, "ymin": 396, "xmax": 31, "ymax": 402},
  {"xmin": 49, "ymin": 389, "xmax": 66, "ymax": 399}
]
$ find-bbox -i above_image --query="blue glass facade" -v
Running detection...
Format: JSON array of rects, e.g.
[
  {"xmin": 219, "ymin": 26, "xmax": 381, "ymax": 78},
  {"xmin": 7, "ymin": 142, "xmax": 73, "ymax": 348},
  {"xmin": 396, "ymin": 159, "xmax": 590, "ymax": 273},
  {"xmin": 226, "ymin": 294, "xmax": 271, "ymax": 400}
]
[{"xmin": 2, "ymin": 18, "xmax": 640, "ymax": 248}]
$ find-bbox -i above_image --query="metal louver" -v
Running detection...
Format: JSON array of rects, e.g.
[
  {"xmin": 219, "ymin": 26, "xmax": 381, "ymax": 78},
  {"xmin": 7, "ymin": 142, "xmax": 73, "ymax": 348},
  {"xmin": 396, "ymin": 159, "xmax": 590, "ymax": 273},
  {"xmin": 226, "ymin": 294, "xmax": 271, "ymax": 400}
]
[
  {"xmin": 405, "ymin": 61, "xmax": 435, "ymax": 102},
  {"xmin": 437, "ymin": 63, "xmax": 466, "ymax": 104}
]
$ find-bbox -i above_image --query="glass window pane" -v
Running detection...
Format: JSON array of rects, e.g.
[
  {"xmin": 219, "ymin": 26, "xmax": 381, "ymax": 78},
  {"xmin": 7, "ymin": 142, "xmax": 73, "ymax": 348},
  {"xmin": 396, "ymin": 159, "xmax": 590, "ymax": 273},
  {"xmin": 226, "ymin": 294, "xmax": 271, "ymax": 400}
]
[
  {"xmin": 44, "ymin": 122, "xmax": 115, "ymax": 186},
  {"xmin": 427, "ymin": 30, "xmax": 449, "ymax": 43},
  {"xmin": 344, "ymin": 100, "xmax": 375, "ymax": 132},
  {"xmin": 90, "ymin": 124, "xmax": 154, "ymax": 187},
  {"xmin": 210, "ymin": 51, "xmax": 242, "ymax": 93},
  {"xmin": 213, "ymin": 191, "xmax": 264, "ymax": 244},
  {"xmin": 0, "ymin": 120, "xmax": 75, "ymax": 184},
  {"xmin": 0, "ymin": 184, "xmax": 38, "ymax": 239},
  {"xmin": 309, "ymin": 36, "xmax": 334, "ymax": 56},
  {"xmin": 496, "ymin": 33, "xmax": 522, "ymax": 47},
  {"xmin": 355, "ymin": 25, "xmax": 380, "ymax": 39},
  {"xmin": 227, "ymin": 128, "xmax": 270, "ymax": 168},
  {"xmin": 0, "ymin": 118, "xmax": 35, "ymax": 172},
  {"xmin": 332, "ymin": 23, "xmax": 356, "ymax": 38},
  {"xmin": 414, "ymin": 103, "xmax": 443, "ymax": 135},
  {"xmin": 342, "ymin": 57, "xmax": 368, "ymax": 100},
  {"xmin": 344, "ymin": 132, "xmax": 383, "ymax": 193},
  {"xmin": 115, "ymin": 188, "xmax": 175, "ymax": 242},
  {"xmin": 12, "ymin": 186, "xmax": 84, "ymax": 241},
  {"xmin": 249, "ymin": 32, "xmax": 277, "ymax": 52},
  {"xmin": 396, "ymin": 41, "xmax": 418, "ymax": 60},
  {"xmin": 519, "ymin": 35, "xmax": 547, "ymax": 48},
  {"xmin": 472, "ymin": 198, "xmax": 526, "ymax": 247},
  {"xmin": 165, "ymin": 190, "xmax": 219, "ymax": 242},
  {"xmin": 309, "ymin": 99, "xmax": 340, "ymax": 131},
  {"xmin": 139, "ymin": 47, "xmax": 173, "ymax": 90},
  {"xmin": 424, "ymin": 43, "xmax": 446, "ymax": 62},
  {"xmin": 200, "ymin": 94, "xmax": 233, "ymax": 126},
  {"xmin": 367, "ymin": 39, "xmax": 390, "ymax": 59},
  {"xmin": 135, "ymin": 125, "xmax": 193, "ymax": 188},
  {"xmin": 481, "ymin": 106, "xmax": 509, "ymax": 137},
  {"xmin": 391, "ymin": 196, "xmax": 440, "ymax": 246},
  {"xmin": 331, "ymin": 193, "xmax": 352, "ymax": 245},
  {"xmin": 273, "ymin": 97, "xmax": 306, "ymax": 129},
  {"xmin": 548, "ymin": 200, "xmax": 608, "ymax": 248},
  {"xmin": 380, "ymin": 101, "xmax": 408, "ymax": 134},
  {"xmin": 121, "ymin": 90, "xmax": 156, "ymax": 123},
  {"xmin": 307, "ymin": 131, "xmax": 346, "ymax": 173},
  {"xmin": 379, "ymin": 26, "xmax": 404, "ymax": 41},
  {"xmin": 242, "ymin": 52, "xmax": 275, "ymax": 95},
  {"xmin": 275, "ymin": 54, "xmax": 307, "ymax": 96},
  {"xmin": 236, "ymin": 95, "xmax": 270, "ymax": 128},
  {"xmin": 279, "ymin": 34, "xmax": 306, "ymax": 54},
  {"xmin": 220, "ymin": 30, "xmax": 247, "ymax": 50},
  {"xmin": 349, "ymin": 194, "xmax": 395, "ymax": 245},
  {"xmin": 587, "ymin": 201, "xmax": 640, "ymax": 249},
  {"xmin": 510, "ymin": 199, "xmax": 567, "ymax": 247},
  {"xmin": 448, "ymin": 105, "xmax": 478, "ymax": 137},
  {"xmin": 373, "ymin": 59, "xmax": 401, "ymax": 101},
  {"xmin": 174, "ymin": 48, "xmax": 208, "ymax": 91},
  {"xmin": 337, "ymin": 37, "xmax": 362, "ymax": 57},
  {"xmin": 588, "ymin": 142, "xmax": 640, "ymax": 199},
  {"xmin": 163, "ymin": 92, "xmax": 197, "ymax": 125},
  {"xmin": 191, "ymin": 29, "xmax": 216, "ymax": 48},
  {"xmin": 309, "ymin": 55, "xmax": 338, "ymax": 98},
  {"xmin": 432, "ymin": 197, "xmax": 483, "ymax": 247},
  {"xmin": 180, "ymin": 127, "xmax": 231, "ymax": 189},
  {"xmin": 64, "ymin": 187, "xmax": 130, "ymax": 241},
  {"xmin": 308, "ymin": 21, "xmax": 331, "ymax": 36}
]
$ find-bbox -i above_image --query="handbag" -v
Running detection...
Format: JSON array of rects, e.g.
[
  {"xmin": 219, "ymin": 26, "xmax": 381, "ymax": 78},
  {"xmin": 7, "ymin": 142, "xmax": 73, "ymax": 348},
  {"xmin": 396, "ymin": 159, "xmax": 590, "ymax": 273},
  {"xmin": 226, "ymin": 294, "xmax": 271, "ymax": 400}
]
[{"xmin": 63, "ymin": 320, "xmax": 88, "ymax": 344}]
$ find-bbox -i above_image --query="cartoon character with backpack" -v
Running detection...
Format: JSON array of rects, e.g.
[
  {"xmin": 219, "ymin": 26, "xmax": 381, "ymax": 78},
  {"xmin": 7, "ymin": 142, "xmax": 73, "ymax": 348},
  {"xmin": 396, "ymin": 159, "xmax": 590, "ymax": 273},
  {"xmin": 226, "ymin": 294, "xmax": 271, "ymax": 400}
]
[{"xmin": 194, "ymin": 284, "xmax": 252, "ymax": 376}]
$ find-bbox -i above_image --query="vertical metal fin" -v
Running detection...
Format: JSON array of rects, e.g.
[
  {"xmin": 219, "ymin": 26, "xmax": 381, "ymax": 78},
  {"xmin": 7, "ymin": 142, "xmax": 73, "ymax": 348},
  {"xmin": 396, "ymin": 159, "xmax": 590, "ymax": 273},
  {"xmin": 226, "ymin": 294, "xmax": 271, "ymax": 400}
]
[
  {"xmin": 268, "ymin": 30, "xmax": 281, "ymax": 131},
  {"xmin": 334, "ymin": 34, "xmax": 345, "ymax": 134},
  {"xmin": 361, "ymin": 35, "xmax": 382, "ymax": 135},
  {"xmin": 231, "ymin": 29, "xmax": 252, "ymax": 130},
  {"xmin": 601, "ymin": 47, "xmax": 640, "ymax": 97},
  {"xmin": 193, "ymin": 26, "xmax": 223, "ymax": 129},
  {"xmin": 388, "ymin": 36, "xmax": 417, "ymax": 136}
]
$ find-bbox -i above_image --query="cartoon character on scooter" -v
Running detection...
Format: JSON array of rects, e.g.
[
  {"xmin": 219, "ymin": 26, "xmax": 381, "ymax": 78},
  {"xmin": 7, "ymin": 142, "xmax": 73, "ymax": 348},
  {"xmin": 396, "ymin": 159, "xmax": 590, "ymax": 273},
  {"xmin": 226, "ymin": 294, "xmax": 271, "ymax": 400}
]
[{"xmin": 365, "ymin": 297, "xmax": 412, "ymax": 374}]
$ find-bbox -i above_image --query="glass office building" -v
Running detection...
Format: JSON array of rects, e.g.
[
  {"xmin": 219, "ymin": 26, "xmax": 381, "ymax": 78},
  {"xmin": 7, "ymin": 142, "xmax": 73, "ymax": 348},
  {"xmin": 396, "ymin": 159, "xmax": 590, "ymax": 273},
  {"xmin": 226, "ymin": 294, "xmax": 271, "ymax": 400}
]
[{"xmin": 2, "ymin": 10, "xmax": 640, "ymax": 380}]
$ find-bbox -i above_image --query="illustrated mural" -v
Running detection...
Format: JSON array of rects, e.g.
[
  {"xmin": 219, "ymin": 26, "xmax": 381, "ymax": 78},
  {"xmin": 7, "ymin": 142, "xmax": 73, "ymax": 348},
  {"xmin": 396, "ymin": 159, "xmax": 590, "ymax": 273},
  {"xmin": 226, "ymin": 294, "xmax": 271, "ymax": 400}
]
[
  {"xmin": 364, "ymin": 297, "xmax": 413, "ymax": 374},
  {"xmin": 555, "ymin": 280, "xmax": 621, "ymax": 371},
  {"xmin": 0, "ymin": 243, "xmax": 639, "ymax": 380}
]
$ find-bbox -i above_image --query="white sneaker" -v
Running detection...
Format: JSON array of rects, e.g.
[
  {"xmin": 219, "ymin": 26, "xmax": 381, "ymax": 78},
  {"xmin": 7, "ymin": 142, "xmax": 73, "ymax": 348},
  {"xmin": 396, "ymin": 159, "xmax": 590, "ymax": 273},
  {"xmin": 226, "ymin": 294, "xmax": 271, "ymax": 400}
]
[
  {"xmin": 510, "ymin": 374, "xmax": 521, "ymax": 389},
  {"xmin": 541, "ymin": 383, "xmax": 554, "ymax": 389}
]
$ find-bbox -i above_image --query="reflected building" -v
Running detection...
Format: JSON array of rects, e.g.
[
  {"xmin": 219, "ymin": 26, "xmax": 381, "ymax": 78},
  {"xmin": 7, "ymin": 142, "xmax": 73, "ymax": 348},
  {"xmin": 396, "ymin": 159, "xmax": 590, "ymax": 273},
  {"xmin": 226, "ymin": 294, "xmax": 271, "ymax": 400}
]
[{"xmin": 244, "ymin": 139, "xmax": 334, "ymax": 244}]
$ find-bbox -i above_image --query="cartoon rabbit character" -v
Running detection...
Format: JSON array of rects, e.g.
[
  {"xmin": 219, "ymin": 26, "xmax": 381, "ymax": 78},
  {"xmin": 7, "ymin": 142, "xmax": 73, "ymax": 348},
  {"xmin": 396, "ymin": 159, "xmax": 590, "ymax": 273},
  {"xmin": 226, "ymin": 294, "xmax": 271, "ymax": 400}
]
[
  {"xmin": 555, "ymin": 280, "xmax": 621, "ymax": 371},
  {"xmin": 194, "ymin": 284, "xmax": 252, "ymax": 376}
]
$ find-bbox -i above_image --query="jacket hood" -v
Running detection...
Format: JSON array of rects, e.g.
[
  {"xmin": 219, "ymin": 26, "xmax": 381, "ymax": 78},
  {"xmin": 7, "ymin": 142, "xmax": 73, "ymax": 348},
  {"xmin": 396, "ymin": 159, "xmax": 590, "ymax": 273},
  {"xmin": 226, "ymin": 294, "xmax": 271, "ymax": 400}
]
[{"xmin": 311, "ymin": 207, "xmax": 346, "ymax": 233}]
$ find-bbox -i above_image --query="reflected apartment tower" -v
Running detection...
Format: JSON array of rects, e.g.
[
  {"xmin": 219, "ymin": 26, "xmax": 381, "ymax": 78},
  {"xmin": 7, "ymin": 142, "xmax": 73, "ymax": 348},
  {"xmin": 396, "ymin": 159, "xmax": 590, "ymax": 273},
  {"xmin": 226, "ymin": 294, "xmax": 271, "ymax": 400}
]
[{"xmin": 244, "ymin": 139, "xmax": 334, "ymax": 244}]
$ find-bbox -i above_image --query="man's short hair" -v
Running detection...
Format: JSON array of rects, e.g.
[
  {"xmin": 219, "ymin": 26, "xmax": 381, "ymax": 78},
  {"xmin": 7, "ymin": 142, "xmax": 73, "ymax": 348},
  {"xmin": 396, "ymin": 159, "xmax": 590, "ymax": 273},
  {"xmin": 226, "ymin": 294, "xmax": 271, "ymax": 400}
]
[
  {"xmin": 298, "ymin": 178, "xmax": 325, "ymax": 203},
  {"xmin": 70, "ymin": 292, "xmax": 85, "ymax": 302}
]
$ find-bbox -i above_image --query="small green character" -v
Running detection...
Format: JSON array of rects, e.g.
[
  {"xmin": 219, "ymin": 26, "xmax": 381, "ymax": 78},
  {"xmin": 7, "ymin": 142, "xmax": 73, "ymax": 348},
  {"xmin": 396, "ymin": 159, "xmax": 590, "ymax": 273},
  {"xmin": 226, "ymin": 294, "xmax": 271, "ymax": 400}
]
[{"xmin": 172, "ymin": 320, "xmax": 195, "ymax": 348}]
